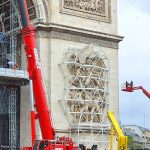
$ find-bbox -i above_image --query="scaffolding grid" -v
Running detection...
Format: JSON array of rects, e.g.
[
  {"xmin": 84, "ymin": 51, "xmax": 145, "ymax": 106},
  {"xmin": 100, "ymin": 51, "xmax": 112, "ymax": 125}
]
[
  {"xmin": 0, "ymin": 0, "xmax": 35, "ymax": 149},
  {"xmin": 9, "ymin": 88, "xmax": 17, "ymax": 150},
  {"xmin": 0, "ymin": 85, "xmax": 20, "ymax": 149},
  {"xmin": 0, "ymin": 0, "xmax": 36, "ymax": 69},
  {"xmin": 0, "ymin": 0, "xmax": 21, "ymax": 69},
  {"xmin": 60, "ymin": 45, "xmax": 110, "ymax": 149}
]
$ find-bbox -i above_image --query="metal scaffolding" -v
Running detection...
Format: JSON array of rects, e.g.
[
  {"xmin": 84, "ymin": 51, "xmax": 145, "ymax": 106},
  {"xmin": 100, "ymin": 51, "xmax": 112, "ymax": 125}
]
[
  {"xmin": 0, "ymin": 0, "xmax": 21, "ymax": 69},
  {"xmin": 0, "ymin": 0, "xmax": 36, "ymax": 69},
  {"xmin": 0, "ymin": 85, "xmax": 20, "ymax": 149},
  {"xmin": 9, "ymin": 87, "xmax": 17, "ymax": 150},
  {"xmin": 60, "ymin": 45, "xmax": 110, "ymax": 149},
  {"xmin": 0, "ymin": 1, "xmax": 21, "ymax": 149},
  {"xmin": 0, "ymin": 0, "xmax": 32, "ymax": 149}
]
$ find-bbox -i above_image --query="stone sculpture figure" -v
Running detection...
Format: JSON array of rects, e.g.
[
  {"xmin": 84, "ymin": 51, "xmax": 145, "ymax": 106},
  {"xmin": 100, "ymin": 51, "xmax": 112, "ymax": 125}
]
[
  {"xmin": 64, "ymin": 0, "xmax": 74, "ymax": 7},
  {"xmin": 96, "ymin": 0, "xmax": 105, "ymax": 13}
]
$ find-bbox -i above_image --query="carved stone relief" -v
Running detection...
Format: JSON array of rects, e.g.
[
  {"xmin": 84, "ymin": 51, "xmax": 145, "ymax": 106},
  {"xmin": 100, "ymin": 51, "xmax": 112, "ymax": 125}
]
[
  {"xmin": 60, "ymin": 0, "xmax": 110, "ymax": 22},
  {"xmin": 64, "ymin": 0, "xmax": 105, "ymax": 14},
  {"xmin": 33, "ymin": 0, "xmax": 50, "ymax": 22},
  {"xmin": 64, "ymin": 0, "xmax": 105, "ymax": 15},
  {"xmin": 60, "ymin": 45, "xmax": 109, "ymax": 124}
]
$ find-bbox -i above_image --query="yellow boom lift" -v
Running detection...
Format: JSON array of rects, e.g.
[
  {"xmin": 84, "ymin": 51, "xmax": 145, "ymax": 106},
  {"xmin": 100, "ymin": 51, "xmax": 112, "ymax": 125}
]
[{"xmin": 108, "ymin": 111, "xmax": 128, "ymax": 150}]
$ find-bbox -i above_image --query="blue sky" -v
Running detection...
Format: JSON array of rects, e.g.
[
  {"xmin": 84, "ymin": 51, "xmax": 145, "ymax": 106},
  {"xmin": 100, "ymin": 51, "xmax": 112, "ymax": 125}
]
[{"xmin": 118, "ymin": 1, "xmax": 150, "ymax": 128}]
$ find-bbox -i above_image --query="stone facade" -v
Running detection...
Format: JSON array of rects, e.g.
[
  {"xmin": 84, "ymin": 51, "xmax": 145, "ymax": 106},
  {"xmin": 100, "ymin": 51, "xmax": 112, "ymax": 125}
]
[{"xmin": 20, "ymin": 0, "xmax": 123, "ymax": 149}]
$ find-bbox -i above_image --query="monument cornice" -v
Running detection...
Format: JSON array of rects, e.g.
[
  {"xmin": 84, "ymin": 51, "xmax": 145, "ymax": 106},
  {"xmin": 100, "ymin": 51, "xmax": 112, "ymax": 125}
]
[{"xmin": 35, "ymin": 22, "xmax": 123, "ymax": 49}]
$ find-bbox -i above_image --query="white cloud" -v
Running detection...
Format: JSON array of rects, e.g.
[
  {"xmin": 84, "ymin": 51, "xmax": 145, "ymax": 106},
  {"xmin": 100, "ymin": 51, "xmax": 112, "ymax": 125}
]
[{"xmin": 119, "ymin": 5, "xmax": 150, "ymax": 80}]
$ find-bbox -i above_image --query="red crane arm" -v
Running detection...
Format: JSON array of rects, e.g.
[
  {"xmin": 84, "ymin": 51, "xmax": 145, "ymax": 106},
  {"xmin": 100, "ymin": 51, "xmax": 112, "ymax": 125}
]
[
  {"xmin": 17, "ymin": 0, "xmax": 55, "ymax": 140},
  {"xmin": 122, "ymin": 81, "xmax": 150, "ymax": 99},
  {"xmin": 138, "ymin": 86, "xmax": 150, "ymax": 99}
]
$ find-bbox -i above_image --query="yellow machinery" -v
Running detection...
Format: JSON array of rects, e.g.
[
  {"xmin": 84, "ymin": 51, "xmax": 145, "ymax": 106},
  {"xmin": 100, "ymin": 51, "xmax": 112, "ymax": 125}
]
[{"xmin": 108, "ymin": 111, "xmax": 128, "ymax": 150}]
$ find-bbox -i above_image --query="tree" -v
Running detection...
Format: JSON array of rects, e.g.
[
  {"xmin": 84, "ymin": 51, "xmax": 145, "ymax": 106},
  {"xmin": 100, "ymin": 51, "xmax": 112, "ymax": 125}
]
[{"xmin": 127, "ymin": 136, "xmax": 134, "ymax": 149}]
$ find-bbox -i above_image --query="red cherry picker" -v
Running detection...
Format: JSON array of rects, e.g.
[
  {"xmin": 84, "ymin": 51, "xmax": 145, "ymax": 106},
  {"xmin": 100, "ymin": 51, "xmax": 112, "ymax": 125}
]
[
  {"xmin": 17, "ymin": 0, "xmax": 78, "ymax": 149},
  {"xmin": 121, "ymin": 81, "xmax": 150, "ymax": 99}
]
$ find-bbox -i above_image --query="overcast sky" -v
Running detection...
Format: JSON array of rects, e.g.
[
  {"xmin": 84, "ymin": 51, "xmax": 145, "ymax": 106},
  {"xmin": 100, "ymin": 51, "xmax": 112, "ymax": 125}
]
[{"xmin": 118, "ymin": 0, "xmax": 150, "ymax": 129}]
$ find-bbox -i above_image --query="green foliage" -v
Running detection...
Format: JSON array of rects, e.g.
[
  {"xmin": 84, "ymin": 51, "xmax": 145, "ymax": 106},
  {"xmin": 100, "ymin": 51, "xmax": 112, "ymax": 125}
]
[
  {"xmin": 128, "ymin": 136, "xmax": 134, "ymax": 149},
  {"xmin": 127, "ymin": 135, "xmax": 143, "ymax": 150}
]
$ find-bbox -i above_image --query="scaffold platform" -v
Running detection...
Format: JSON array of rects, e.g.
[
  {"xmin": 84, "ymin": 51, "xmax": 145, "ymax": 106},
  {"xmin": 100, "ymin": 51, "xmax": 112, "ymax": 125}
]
[{"xmin": 0, "ymin": 68, "xmax": 29, "ymax": 86}]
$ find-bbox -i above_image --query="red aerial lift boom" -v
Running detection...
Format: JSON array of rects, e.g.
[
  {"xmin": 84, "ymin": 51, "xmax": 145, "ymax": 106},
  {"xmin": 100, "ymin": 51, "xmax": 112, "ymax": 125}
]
[
  {"xmin": 121, "ymin": 81, "xmax": 150, "ymax": 99},
  {"xmin": 17, "ymin": 0, "xmax": 78, "ymax": 150}
]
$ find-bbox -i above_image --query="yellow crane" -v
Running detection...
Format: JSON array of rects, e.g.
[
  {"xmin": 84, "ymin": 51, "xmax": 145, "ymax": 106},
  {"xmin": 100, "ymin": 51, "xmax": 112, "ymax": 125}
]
[{"xmin": 108, "ymin": 111, "xmax": 128, "ymax": 150}]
